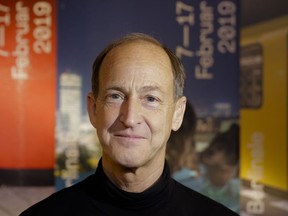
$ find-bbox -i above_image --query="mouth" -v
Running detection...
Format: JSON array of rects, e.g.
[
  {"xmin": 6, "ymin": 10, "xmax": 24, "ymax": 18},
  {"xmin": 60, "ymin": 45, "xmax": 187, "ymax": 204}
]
[
  {"xmin": 113, "ymin": 132, "xmax": 146, "ymax": 143},
  {"xmin": 115, "ymin": 133, "xmax": 145, "ymax": 139}
]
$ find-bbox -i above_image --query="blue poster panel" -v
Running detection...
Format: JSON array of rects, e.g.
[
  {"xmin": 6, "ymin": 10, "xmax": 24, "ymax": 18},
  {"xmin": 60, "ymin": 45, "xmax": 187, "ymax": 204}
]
[{"xmin": 55, "ymin": 0, "xmax": 240, "ymax": 213}]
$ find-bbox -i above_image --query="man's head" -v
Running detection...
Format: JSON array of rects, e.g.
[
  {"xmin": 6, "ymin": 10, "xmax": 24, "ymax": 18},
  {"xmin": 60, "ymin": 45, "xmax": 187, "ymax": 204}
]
[{"xmin": 87, "ymin": 33, "xmax": 186, "ymax": 170}]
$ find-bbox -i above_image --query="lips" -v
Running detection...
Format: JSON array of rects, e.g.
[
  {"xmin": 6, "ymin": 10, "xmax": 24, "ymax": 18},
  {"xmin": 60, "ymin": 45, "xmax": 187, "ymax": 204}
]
[
  {"xmin": 114, "ymin": 133, "xmax": 145, "ymax": 139},
  {"xmin": 113, "ymin": 131, "xmax": 147, "ymax": 145}
]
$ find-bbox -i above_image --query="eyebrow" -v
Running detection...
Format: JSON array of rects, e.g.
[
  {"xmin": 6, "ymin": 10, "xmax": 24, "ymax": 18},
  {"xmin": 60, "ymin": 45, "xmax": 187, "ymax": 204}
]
[
  {"xmin": 105, "ymin": 85, "xmax": 164, "ymax": 95},
  {"xmin": 140, "ymin": 85, "xmax": 163, "ymax": 93}
]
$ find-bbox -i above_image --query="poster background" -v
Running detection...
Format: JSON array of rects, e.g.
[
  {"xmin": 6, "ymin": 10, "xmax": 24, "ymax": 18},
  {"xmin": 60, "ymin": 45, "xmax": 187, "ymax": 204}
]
[
  {"xmin": 55, "ymin": 0, "xmax": 240, "ymax": 212},
  {"xmin": 0, "ymin": 0, "xmax": 56, "ymax": 185},
  {"xmin": 239, "ymin": 15, "xmax": 288, "ymax": 216},
  {"xmin": 0, "ymin": 0, "xmax": 240, "ymax": 213}
]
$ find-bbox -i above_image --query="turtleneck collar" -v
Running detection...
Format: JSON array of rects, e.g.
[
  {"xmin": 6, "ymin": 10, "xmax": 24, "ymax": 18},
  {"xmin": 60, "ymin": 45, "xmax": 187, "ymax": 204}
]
[{"xmin": 87, "ymin": 158, "xmax": 173, "ymax": 210}]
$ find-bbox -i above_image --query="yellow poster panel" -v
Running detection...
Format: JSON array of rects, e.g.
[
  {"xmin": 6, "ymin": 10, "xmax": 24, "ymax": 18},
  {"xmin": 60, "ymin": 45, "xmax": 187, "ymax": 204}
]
[{"xmin": 240, "ymin": 15, "xmax": 288, "ymax": 191}]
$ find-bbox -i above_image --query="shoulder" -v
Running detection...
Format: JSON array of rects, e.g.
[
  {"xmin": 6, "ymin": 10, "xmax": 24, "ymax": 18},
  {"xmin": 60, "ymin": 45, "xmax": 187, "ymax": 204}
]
[
  {"xmin": 20, "ymin": 176, "xmax": 94, "ymax": 215},
  {"xmin": 170, "ymin": 179, "xmax": 239, "ymax": 215}
]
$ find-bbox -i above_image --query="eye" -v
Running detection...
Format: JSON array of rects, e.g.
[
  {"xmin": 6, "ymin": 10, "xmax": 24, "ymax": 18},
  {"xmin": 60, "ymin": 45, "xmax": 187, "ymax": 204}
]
[
  {"xmin": 146, "ymin": 96, "xmax": 158, "ymax": 103},
  {"xmin": 143, "ymin": 95, "xmax": 162, "ymax": 107},
  {"xmin": 110, "ymin": 94, "xmax": 122, "ymax": 100},
  {"xmin": 105, "ymin": 92, "xmax": 124, "ymax": 102}
]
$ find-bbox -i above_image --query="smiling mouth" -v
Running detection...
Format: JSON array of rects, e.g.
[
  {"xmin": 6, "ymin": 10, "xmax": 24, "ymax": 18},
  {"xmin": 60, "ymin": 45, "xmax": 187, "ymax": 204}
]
[
  {"xmin": 115, "ymin": 134, "xmax": 144, "ymax": 139},
  {"xmin": 113, "ymin": 133, "xmax": 146, "ymax": 144}
]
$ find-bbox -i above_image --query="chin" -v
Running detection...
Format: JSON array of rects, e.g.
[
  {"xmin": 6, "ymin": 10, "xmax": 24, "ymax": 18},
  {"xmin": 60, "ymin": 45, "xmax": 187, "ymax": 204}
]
[
  {"xmin": 114, "ymin": 154, "xmax": 148, "ymax": 169},
  {"xmin": 119, "ymin": 158, "xmax": 144, "ymax": 169}
]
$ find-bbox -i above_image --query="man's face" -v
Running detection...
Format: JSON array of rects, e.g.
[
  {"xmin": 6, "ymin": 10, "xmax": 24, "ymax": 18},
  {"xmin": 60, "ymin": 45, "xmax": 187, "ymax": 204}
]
[{"xmin": 88, "ymin": 41, "xmax": 186, "ymax": 169}]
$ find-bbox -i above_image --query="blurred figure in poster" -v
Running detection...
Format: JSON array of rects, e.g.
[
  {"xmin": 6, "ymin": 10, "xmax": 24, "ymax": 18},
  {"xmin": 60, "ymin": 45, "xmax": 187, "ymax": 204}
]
[
  {"xmin": 199, "ymin": 123, "xmax": 240, "ymax": 213},
  {"xmin": 167, "ymin": 109, "xmax": 240, "ymax": 213},
  {"xmin": 166, "ymin": 101, "xmax": 200, "ymax": 188}
]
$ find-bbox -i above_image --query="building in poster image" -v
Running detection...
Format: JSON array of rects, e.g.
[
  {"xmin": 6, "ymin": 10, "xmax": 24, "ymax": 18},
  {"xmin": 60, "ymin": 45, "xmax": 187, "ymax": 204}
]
[
  {"xmin": 56, "ymin": 71, "xmax": 101, "ymax": 189},
  {"xmin": 59, "ymin": 72, "xmax": 82, "ymax": 136}
]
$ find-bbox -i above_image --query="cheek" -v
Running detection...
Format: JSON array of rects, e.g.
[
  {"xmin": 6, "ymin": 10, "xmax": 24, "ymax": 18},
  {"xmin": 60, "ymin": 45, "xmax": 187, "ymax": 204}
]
[
  {"xmin": 95, "ymin": 107, "xmax": 119, "ymax": 130},
  {"xmin": 148, "ymin": 112, "xmax": 173, "ymax": 139},
  {"xmin": 162, "ymin": 112, "xmax": 175, "ymax": 134}
]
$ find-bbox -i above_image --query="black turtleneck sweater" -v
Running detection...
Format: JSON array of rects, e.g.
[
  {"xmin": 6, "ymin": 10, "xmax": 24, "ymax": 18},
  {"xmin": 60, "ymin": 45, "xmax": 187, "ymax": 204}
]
[{"xmin": 20, "ymin": 159, "xmax": 238, "ymax": 216}]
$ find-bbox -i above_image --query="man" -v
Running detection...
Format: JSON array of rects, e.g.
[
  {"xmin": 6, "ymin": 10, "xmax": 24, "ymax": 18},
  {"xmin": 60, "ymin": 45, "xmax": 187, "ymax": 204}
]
[{"xmin": 21, "ymin": 33, "xmax": 238, "ymax": 215}]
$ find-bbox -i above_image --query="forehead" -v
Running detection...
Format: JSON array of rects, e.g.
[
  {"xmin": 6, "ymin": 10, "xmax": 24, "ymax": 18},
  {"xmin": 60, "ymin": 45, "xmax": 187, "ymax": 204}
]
[
  {"xmin": 98, "ymin": 41, "xmax": 174, "ymax": 88},
  {"xmin": 103, "ymin": 41, "xmax": 171, "ymax": 68}
]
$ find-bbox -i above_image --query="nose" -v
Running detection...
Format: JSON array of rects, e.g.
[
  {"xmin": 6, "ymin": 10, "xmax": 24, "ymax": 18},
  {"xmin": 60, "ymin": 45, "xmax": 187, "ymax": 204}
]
[{"xmin": 119, "ymin": 97, "xmax": 142, "ymax": 127}]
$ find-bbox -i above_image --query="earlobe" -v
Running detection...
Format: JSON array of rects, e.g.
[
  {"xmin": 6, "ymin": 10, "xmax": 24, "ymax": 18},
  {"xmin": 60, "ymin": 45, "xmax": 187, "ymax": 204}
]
[
  {"xmin": 172, "ymin": 96, "xmax": 186, "ymax": 131},
  {"xmin": 87, "ymin": 92, "xmax": 97, "ymax": 128}
]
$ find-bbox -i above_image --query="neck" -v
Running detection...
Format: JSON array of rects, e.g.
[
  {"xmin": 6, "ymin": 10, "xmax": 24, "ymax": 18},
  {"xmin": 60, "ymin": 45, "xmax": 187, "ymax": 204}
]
[{"xmin": 101, "ymin": 156, "xmax": 165, "ymax": 193}]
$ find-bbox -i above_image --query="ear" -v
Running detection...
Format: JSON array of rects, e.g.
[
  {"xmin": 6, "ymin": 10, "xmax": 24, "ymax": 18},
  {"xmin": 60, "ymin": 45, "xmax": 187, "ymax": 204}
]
[
  {"xmin": 172, "ymin": 96, "xmax": 186, "ymax": 131},
  {"xmin": 87, "ymin": 92, "xmax": 97, "ymax": 128}
]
